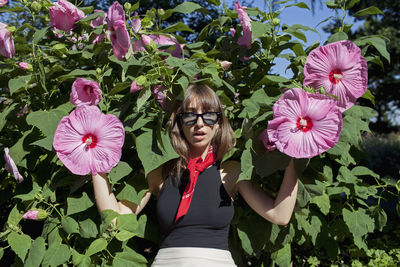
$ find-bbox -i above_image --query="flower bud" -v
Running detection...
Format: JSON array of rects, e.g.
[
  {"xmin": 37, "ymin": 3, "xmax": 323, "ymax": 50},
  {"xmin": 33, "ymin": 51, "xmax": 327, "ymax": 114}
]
[
  {"xmin": 22, "ymin": 209, "xmax": 47, "ymax": 221},
  {"xmin": 271, "ymin": 18, "xmax": 280, "ymax": 26},
  {"xmin": 220, "ymin": 61, "xmax": 232, "ymax": 71},
  {"xmin": 31, "ymin": 1, "xmax": 42, "ymax": 13},
  {"xmin": 18, "ymin": 62, "xmax": 32, "ymax": 71},
  {"xmin": 124, "ymin": 2, "xmax": 131, "ymax": 11},
  {"xmin": 130, "ymin": 81, "xmax": 142, "ymax": 93},
  {"xmin": 158, "ymin": 8, "xmax": 165, "ymax": 16}
]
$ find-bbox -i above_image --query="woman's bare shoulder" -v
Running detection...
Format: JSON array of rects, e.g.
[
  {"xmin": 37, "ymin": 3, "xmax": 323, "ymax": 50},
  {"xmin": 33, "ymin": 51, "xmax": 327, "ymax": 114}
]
[
  {"xmin": 146, "ymin": 166, "xmax": 163, "ymax": 195},
  {"xmin": 220, "ymin": 160, "xmax": 242, "ymax": 197}
]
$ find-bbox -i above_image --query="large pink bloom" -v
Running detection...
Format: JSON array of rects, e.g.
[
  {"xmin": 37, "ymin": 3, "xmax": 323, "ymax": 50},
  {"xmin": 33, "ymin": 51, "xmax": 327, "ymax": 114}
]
[
  {"xmin": 107, "ymin": 1, "xmax": 130, "ymax": 60},
  {"xmin": 234, "ymin": 1, "xmax": 252, "ymax": 49},
  {"xmin": 303, "ymin": 40, "xmax": 368, "ymax": 111},
  {"xmin": 70, "ymin": 78, "xmax": 102, "ymax": 106},
  {"xmin": 132, "ymin": 34, "xmax": 183, "ymax": 58},
  {"xmin": 4, "ymin": 147, "xmax": 23, "ymax": 183},
  {"xmin": 0, "ymin": 0, "xmax": 8, "ymax": 7},
  {"xmin": 0, "ymin": 23, "xmax": 15, "ymax": 58},
  {"xmin": 267, "ymin": 88, "xmax": 342, "ymax": 158},
  {"xmin": 49, "ymin": 0, "xmax": 85, "ymax": 32},
  {"xmin": 53, "ymin": 105, "xmax": 125, "ymax": 175}
]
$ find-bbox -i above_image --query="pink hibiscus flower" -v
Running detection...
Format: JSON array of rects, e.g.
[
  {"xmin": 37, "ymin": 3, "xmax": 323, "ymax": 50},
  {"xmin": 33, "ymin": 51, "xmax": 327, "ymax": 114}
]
[
  {"xmin": 49, "ymin": 0, "xmax": 85, "ymax": 32},
  {"xmin": 107, "ymin": 1, "xmax": 130, "ymax": 60},
  {"xmin": 4, "ymin": 147, "xmax": 23, "ymax": 183},
  {"xmin": 234, "ymin": 1, "xmax": 252, "ymax": 49},
  {"xmin": 303, "ymin": 40, "xmax": 368, "ymax": 111},
  {"xmin": 53, "ymin": 105, "xmax": 125, "ymax": 175},
  {"xmin": 0, "ymin": 0, "xmax": 8, "ymax": 8},
  {"xmin": 0, "ymin": 22, "xmax": 15, "ymax": 58},
  {"xmin": 267, "ymin": 88, "xmax": 342, "ymax": 158},
  {"xmin": 70, "ymin": 78, "xmax": 102, "ymax": 106}
]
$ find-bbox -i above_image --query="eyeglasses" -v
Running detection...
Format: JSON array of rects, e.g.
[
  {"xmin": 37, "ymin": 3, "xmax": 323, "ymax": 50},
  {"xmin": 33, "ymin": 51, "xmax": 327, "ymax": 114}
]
[{"xmin": 178, "ymin": 112, "xmax": 221, "ymax": 126}]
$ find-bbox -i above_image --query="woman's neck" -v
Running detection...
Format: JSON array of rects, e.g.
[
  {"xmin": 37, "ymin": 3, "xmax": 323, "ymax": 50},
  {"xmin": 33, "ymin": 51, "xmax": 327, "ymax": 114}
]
[{"xmin": 189, "ymin": 144, "xmax": 211, "ymax": 160}]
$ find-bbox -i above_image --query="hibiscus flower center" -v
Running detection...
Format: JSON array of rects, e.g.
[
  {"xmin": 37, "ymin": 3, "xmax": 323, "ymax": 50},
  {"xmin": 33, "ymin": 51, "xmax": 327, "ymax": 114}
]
[
  {"xmin": 84, "ymin": 85, "xmax": 93, "ymax": 94},
  {"xmin": 82, "ymin": 134, "xmax": 98, "ymax": 149},
  {"xmin": 329, "ymin": 69, "xmax": 344, "ymax": 84},
  {"xmin": 296, "ymin": 116, "xmax": 313, "ymax": 132}
]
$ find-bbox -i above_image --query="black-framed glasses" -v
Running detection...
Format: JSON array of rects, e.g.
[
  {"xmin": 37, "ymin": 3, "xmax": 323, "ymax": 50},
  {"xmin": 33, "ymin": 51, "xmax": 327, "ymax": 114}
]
[{"xmin": 178, "ymin": 112, "xmax": 221, "ymax": 126}]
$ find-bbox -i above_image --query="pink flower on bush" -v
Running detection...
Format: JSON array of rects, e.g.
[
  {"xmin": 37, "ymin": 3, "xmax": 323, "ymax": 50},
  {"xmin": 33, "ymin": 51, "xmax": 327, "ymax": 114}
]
[
  {"xmin": 49, "ymin": 0, "xmax": 85, "ymax": 32},
  {"xmin": 132, "ymin": 13, "xmax": 141, "ymax": 33},
  {"xmin": 0, "ymin": 23, "xmax": 15, "ymax": 58},
  {"xmin": 230, "ymin": 27, "xmax": 236, "ymax": 37},
  {"xmin": 0, "ymin": 0, "xmax": 8, "ymax": 7},
  {"xmin": 130, "ymin": 81, "xmax": 142, "ymax": 93},
  {"xmin": 303, "ymin": 40, "xmax": 368, "ymax": 111},
  {"xmin": 18, "ymin": 62, "xmax": 29, "ymax": 70},
  {"xmin": 234, "ymin": 1, "xmax": 252, "ymax": 49},
  {"xmin": 22, "ymin": 209, "xmax": 47, "ymax": 220},
  {"xmin": 153, "ymin": 84, "xmax": 171, "ymax": 111},
  {"xmin": 107, "ymin": 1, "xmax": 130, "ymax": 60},
  {"xmin": 220, "ymin": 60, "xmax": 232, "ymax": 71},
  {"xmin": 53, "ymin": 105, "xmax": 125, "ymax": 175},
  {"xmin": 132, "ymin": 34, "xmax": 183, "ymax": 58},
  {"xmin": 267, "ymin": 88, "xmax": 342, "ymax": 158},
  {"xmin": 91, "ymin": 10, "xmax": 106, "ymax": 44},
  {"xmin": 258, "ymin": 129, "xmax": 276, "ymax": 151},
  {"xmin": 70, "ymin": 78, "xmax": 102, "ymax": 106},
  {"xmin": 4, "ymin": 147, "xmax": 23, "ymax": 183}
]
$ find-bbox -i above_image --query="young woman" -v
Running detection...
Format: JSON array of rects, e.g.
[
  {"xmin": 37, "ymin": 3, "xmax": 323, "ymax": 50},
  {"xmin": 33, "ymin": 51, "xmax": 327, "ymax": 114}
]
[{"xmin": 92, "ymin": 84, "xmax": 298, "ymax": 266}]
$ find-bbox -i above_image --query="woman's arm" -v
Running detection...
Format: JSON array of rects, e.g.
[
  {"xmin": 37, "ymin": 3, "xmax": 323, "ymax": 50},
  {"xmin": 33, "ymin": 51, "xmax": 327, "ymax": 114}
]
[
  {"xmin": 92, "ymin": 167, "xmax": 162, "ymax": 215},
  {"xmin": 234, "ymin": 159, "xmax": 298, "ymax": 225}
]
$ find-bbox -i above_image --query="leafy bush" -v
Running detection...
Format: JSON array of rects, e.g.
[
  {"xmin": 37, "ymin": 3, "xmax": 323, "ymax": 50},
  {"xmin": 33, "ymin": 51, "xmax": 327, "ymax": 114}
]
[{"xmin": 0, "ymin": 0, "xmax": 398, "ymax": 266}]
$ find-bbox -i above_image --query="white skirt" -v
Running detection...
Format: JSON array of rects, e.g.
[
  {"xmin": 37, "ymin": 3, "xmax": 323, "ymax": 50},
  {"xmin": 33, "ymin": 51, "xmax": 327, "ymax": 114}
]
[{"xmin": 151, "ymin": 247, "xmax": 237, "ymax": 267}]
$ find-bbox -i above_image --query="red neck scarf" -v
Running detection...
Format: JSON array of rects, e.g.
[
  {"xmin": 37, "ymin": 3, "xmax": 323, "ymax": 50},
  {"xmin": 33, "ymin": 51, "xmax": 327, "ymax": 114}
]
[{"xmin": 175, "ymin": 146, "xmax": 216, "ymax": 221}]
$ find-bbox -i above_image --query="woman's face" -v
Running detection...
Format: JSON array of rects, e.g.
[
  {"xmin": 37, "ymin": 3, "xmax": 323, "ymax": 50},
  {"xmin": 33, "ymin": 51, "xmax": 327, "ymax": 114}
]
[{"xmin": 181, "ymin": 99, "xmax": 219, "ymax": 153}]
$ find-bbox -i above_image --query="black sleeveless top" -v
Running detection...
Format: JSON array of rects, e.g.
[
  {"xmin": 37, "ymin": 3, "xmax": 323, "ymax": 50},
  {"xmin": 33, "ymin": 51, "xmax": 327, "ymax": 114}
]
[{"xmin": 156, "ymin": 163, "xmax": 234, "ymax": 250}]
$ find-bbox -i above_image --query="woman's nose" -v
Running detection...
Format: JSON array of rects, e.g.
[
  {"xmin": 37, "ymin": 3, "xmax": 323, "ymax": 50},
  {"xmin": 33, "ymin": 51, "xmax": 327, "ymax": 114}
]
[{"xmin": 195, "ymin": 115, "xmax": 204, "ymax": 127}]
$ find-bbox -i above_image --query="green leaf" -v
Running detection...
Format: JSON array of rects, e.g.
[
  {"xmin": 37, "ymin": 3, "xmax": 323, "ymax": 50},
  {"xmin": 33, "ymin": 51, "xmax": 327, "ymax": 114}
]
[
  {"xmin": 8, "ymin": 232, "xmax": 31, "ymax": 262},
  {"xmin": 25, "ymin": 237, "xmax": 46, "ymax": 267},
  {"xmin": 26, "ymin": 109, "xmax": 67, "ymax": 136},
  {"xmin": 310, "ymin": 193, "xmax": 330, "ymax": 215},
  {"xmin": 116, "ymin": 183, "xmax": 147, "ymax": 206},
  {"xmin": 354, "ymin": 36, "xmax": 390, "ymax": 63},
  {"xmin": 296, "ymin": 180, "xmax": 311, "ymax": 207},
  {"xmin": 361, "ymin": 89, "xmax": 375, "ymax": 105},
  {"xmin": 78, "ymin": 11, "xmax": 104, "ymax": 22},
  {"xmin": 255, "ymin": 151, "xmax": 291, "ymax": 178},
  {"xmin": 7, "ymin": 205, "xmax": 22, "ymax": 227},
  {"xmin": 342, "ymin": 208, "xmax": 374, "ymax": 250},
  {"xmin": 346, "ymin": 0, "xmax": 360, "ymax": 9},
  {"xmin": 42, "ymin": 244, "xmax": 70, "ymax": 267},
  {"xmin": 353, "ymin": 6, "xmax": 383, "ymax": 17},
  {"xmin": 8, "ymin": 74, "xmax": 32, "ymax": 95},
  {"xmin": 33, "ymin": 26, "xmax": 49, "ymax": 44},
  {"xmin": 100, "ymin": 209, "xmax": 119, "ymax": 225},
  {"xmin": 251, "ymin": 21, "xmax": 271, "ymax": 40},
  {"xmin": 109, "ymin": 161, "xmax": 133, "ymax": 185},
  {"xmin": 72, "ymin": 250, "xmax": 91, "ymax": 267},
  {"xmin": 79, "ymin": 219, "xmax": 98, "ymax": 239},
  {"xmin": 109, "ymin": 82, "xmax": 131, "ymax": 96},
  {"xmin": 61, "ymin": 216, "xmax": 80, "ymax": 234},
  {"xmin": 265, "ymin": 75, "xmax": 290, "ymax": 83},
  {"xmin": 9, "ymin": 129, "xmax": 32, "ymax": 166},
  {"xmin": 115, "ymin": 230, "xmax": 136, "ymax": 241},
  {"xmin": 271, "ymin": 243, "xmax": 291, "ymax": 267},
  {"xmin": 172, "ymin": 2, "xmax": 202, "ymax": 14},
  {"xmin": 136, "ymin": 87, "xmax": 152, "ymax": 111},
  {"xmin": 85, "ymin": 238, "xmax": 107, "ymax": 256},
  {"xmin": 327, "ymin": 31, "xmax": 348, "ymax": 43},
  {"xmin": 67, "ymin": 192, "xmax": 94, "ymax": 215},
  {"xmin": 285, "ymin": 2, "xmax": 310, "ymax": 9},
  {"xmin": 113, "ymin": 247, "xmax": 147, "ymax": 267},
  {"xmin": 136, "ymin": 129, "xmax": 178, "ymax": 176},
  {"xmin": 238, "ymin": 139, "xmax": 253, "ymax": 182},
  {"xmin": 163, "ymin": 22, "xmax": 194, "ymax": 33},
  {"xmin": 0, "ymin": 103, "xmax": 17, "ymax": 132},
  {"xmin": 117, "ymin": 214, "xmax": 138, "ymax": 233},
  {"xmin": 371, "ymin": 206, "xmax": 387, "ymax": 231}
]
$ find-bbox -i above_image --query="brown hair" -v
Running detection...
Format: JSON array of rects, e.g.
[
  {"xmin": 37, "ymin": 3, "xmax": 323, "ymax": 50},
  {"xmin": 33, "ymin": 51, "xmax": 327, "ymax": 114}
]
[{"xmin": 164, "ymin": 84, "xmax": 236, "ymax": 179}]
